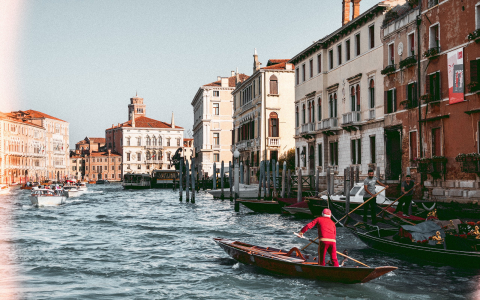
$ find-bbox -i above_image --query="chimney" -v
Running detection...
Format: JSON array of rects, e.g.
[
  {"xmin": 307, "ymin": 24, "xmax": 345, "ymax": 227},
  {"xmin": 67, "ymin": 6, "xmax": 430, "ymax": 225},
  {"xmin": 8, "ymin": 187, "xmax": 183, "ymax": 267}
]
[
  {"xmin": 217, "ymin": 76, "xmax": 221, "ymax": 81},
  {"xmin": 171, "ymin": 111, "xmax": 175, "ymax": 128},
  {"xmin": 253, "ymin": 48, "xmax": 261, "ymax": 72},
  {"xmin": 231, "ymin": 71, "xmax": 235, "ymax": 77},
  {"xmin": 235, "ymin": 67, "xmax": 239, "ymax": 85},
  {"xmin": 352, "ymin": 0, "xmax": 361, "ymax": 19},
  {"xmin": 131, "ymin": 110, "xmax": 135, "ymax": 127},
  {"xmin": 342, "ymin": 0, "xmax": 351, "ymax": 25},
  {"xmin": 221, "ymin": 77, "xmax": 229, "ymax": 87}
]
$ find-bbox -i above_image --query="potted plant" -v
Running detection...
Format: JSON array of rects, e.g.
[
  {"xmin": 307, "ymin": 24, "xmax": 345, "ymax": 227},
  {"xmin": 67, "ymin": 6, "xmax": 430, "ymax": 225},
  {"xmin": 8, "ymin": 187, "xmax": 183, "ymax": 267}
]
[
  {"xmin": 381, "ymin": 64, "xmax": 397, "ymax": 75},
  {"xmin": 423, "ymin": 47, "xmax": 441, "ymax": 60},
  {"xmin": 467, "ymin": 81, "xmax": 480, "ymax": 94},
  {"xmin": 399, "ymin": 55, "xmax": 417, "ymax": 69},
  {"xmin": 468, "ymin": 29, "xmax": 480, "ymax": 43}
]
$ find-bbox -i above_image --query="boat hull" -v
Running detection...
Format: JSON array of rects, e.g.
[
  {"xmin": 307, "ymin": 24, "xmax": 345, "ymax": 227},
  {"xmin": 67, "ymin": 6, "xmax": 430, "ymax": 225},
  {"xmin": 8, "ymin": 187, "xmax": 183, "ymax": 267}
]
[
  {"xmin": 122, "ymin": 184, "xmax": 151, "ymax": 190},
  {"xmin": 29, "ymin": 195, "xmax": 66, "ymax": 206},
  {"xmin": 214, "ymin": 238, "xmax": 396, "ymax": 283},
  {"xmin": 236, "ymin": 199, "xmax": 282, "ymax": 213}
]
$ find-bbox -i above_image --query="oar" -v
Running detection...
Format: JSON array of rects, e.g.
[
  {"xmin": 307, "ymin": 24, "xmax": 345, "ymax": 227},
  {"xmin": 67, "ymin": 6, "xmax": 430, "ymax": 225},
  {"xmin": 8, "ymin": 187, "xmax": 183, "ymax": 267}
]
[
  {"xmin": 301, "ymin": 187, "xmax": 387, "ymax": 251},
  {"xmin": 379, "ymin": 207, "xmax": 416, "ymax": 225},
  {"xmin": 294, "ymin": 232, "xmax": 370, "ymax": 268},
  {"xmin": 376, "ymin": 183, "xmax": 420, "ymax": 217}
]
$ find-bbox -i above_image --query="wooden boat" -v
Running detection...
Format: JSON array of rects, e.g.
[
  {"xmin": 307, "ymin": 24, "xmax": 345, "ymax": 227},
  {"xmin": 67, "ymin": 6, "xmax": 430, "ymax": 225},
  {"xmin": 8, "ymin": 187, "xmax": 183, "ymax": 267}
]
[
  {"xmin": 327, "ymin": 197, "xmax": 480, "ymax": 267},
  {"xmin": 282, "ymin": 200, "xmax": 313, "ymax": 217},
  {"xmin": 235, "ymin": 198, "xmax": 297, "ymax": 213},
  {"xmin": 122, "ymin": 174, "xmax": 151, "ymax": 189},
  {"xmin": 214, "ymin": 238, "xmax": 397, "ymax": 284}
]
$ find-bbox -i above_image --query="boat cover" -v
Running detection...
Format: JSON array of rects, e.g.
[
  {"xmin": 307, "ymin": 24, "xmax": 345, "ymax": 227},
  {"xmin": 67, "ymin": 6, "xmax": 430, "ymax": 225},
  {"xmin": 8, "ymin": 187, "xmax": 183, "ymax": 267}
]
[{"xmin": 399, "ymin": 220, "xmax": 445, "ymax": 245}]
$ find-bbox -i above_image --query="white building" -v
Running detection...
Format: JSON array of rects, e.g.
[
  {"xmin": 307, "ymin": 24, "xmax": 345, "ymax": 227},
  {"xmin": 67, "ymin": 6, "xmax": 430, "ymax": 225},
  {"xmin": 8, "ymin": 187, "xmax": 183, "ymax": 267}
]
[
  {"xmin": 191, "ymin": 72, "xmax": 249, "ymax": 176},
  {"xmin": 232, "ymin": 50, "xmax": 296, "ymax": 181},
  {"xmin": 290, "ymin": 0, "xmax": 405, "ymax": 178},
  {"xmin": 106, "ymin": 95, "xmax": 185, "ymax": 176}
]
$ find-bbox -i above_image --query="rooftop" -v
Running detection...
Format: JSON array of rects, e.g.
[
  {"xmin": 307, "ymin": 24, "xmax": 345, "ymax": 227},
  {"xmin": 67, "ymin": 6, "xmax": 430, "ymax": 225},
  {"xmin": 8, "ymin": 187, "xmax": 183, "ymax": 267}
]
[
  {"xmin": 203, "ymin": 73, "xmax": 249, "ymax": 87},
  {"xmin": 107, "ymin": 116, "xmax": 183, "ymax": 130}
]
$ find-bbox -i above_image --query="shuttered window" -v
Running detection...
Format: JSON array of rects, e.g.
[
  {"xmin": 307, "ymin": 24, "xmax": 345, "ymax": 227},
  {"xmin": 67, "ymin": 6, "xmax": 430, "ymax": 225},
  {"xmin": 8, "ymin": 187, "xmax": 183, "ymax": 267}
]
[
  {"xmin": 410, "ymin": 131, "xmax": 417, "ymax": 160},
  {"xmin": 470, "ymin": 59, "xmax": 479, "ymax": 85},
  {"xmin": 427, "ymin": 72, "xmax": 441, "ymax": 101},
  {"xmin": 386, "ymin": 89, "xmax": 397, "ymax": 113},
  {"xmin": 432, "ymin": 128, "xmax": 441, "ymax": 156},
  {"xmin": 318, "ymin": 144, "xmax": 323, "ymax": 166},
  {"xmin": 270, "ymin": 75, "xmax": 278, "ymax": 94}
]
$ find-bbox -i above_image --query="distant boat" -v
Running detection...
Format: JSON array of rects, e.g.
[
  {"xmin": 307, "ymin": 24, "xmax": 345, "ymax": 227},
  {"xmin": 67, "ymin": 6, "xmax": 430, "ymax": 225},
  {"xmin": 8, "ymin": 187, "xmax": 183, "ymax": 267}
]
[
  {"xmin": 29, "ymin": 188, "xmax": 66, "ymax": 207},
  {"xmin": 96, "ymin": 180, "xmax": 110, "ymax": 185},
  {"xmin": 214, "ymin": 238, "xmax": 397, "ymax": 284},
  {"xmin": 0, "ymin": 185, "xmax": 9, "ymax": 195},
  {"xmin": 122, "ymin": 174, "xmax": 151, "ymax": 189},
  {"xmin": 151, "ymin": 170, "xmax": 179, "ymax": 188},
  {"xmin": 235, "ymin": 198, "xmax": 297, "ymax": 213},
  {"xmin": 63, "ymin": 186, "xmax": 80, "ymax": 198}
]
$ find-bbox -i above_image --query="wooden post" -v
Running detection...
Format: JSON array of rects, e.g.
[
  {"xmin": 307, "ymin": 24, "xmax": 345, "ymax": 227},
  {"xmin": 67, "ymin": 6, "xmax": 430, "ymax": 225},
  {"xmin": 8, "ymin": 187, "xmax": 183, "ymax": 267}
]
[
  {"xmin": 345, "ymin": 167, "xmax": 351, "ymax": 214},
  {"xmin": 266, "ymin": 160, "xmax": 271, "ymax": 199},
  {"xmin": 315, "ymin": 167, "xmax": 319, "ymax": 197},
  {"xmin": 240, "ymin": 162, "xmax": 244, "ymax": 184},
  {"xmin": 326, "ymin": 167, "xmax": 331, "ymax": 194},
  {"xmin": 287, "ymin": 169, "xmax": 291, "ymax": 198},
  {"xmin": 179, "ymin": 160, "xmax": 183, "ymax": 201},
  {"xmin": 355, "ymin": 165, "xmax": 360, "ymax": 184},
  {"xmin": 272, "ymin": 159, "xmax": 277, "ymax": 198},
  {"xmin": 202, "ymin": 171, "xmax": 206, "ymax": 191},
  {"xmin": 276, "ymin": 161, "xmax": 279, "ymax": 181},
  {"xmin": 220, "ymin": 161, "xmax": 225, "ymax": 200},
  {"xmin": 185, "ymin": 160, "xmax": 190, "ymax": 202},
  {"xmin": 247, "ymin": 163, "xmax": 250, "ymax": 185},
  {"xmin": 191, "ymin": 158, "xmax": 196, "ymax": 203},
  {"xmin": 229, "ymin": 161, "xmax": 233, "ymax": 201},
  {"xmin": 281, "ymin": 161, "xmax": 286, "ymax": 198},
  {"xmin": 376, "ymin": 166, "xmax": 381, "ymax": 180},
  {"xmin": 263, "ymin": 161, "xmax": 267, "ymax": 199},
  {"xmin": 258, "ymin": 161, "xmax": 263, "ymax": 200},
  {"xmin": 297, "ymin": 168, "xmax": 302, "ymax": 203},
  {"xmin": 212, "ymin": 162, "xmax": 216, "ymax": 190},
  {"xmin": 331, "ymin": 172, "xmax": 335, "ymax": 195},
  {"xmin": 350, "ymin": 166, "xmax": 355, "ymax": 191},
  {"xmin": 343, "ymin": 168, "xmax": 347, "ymax": 196}
]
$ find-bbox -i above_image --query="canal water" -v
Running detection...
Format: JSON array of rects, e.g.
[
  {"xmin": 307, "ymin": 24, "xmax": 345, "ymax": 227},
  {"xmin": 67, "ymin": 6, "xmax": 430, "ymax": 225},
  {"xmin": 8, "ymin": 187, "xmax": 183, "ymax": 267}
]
[{"xmin": 1, "ymin": 184, "xmax": 479, "ymax": 299}]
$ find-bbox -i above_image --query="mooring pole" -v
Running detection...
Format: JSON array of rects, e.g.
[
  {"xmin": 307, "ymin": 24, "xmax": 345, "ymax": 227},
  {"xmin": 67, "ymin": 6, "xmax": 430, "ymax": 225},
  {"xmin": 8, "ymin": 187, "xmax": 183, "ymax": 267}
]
[
  {"xmin": 179, "ymin": 160, "xmax": 183, "ymax": 201},
  {"xmin": 221, "ymin": 161, "xmax": 225, "ymax": 200},
  {"xmin": 326, "ymin": 167, "xmax": 331, "ymax": 195},
  {"xmin": 272, "ymin": 159, "xmax": 277, "ymax": 198},
  {"xmin": 258, "ymin": 161, "xmax": 263, "ymax": 200},
  {"xmin": 266, "ymin": 160, "xmax": 271, "ymax": 199},
  {"xmin": 240, "ymin": 162, "xmax": 244, "ymax": 185},
  {"xmin": 191, "ymin": 158, "xmax": 195, "ymax": 203},
  {"xmin": 297, "ymin": 168, "xmax": 302, "ymax": 203},
  {"xmin": 315, "ymin": 167, "xmax": 319, "ymax": 198},
  {"xmin": 287, "ymin": 169, "xmax": 291, "ymax": 198},
  {"xmin": 185, "ymin": 160, "xmax": 190, "ymax": 202},
  {"xmin": 202, "ymin": 171, "xmax": 206, "ymax": 191},
  {"xmin": 229, "ymin": 161, "xmax": 233, "ymax": 201},
  {"xmin": 345, "ymin": 166, "xmax": 351, "ymax": 214},
  {"xmin": 212, "ymin": 162, "xmax": 216, "ymax": 190},
  {"xmin": 234, "ymin": 155, "xmax": 240, "ymax": 212},
  {"xmin": 281, "ymin": 162, "xmax": 286, "ymax": 198}
]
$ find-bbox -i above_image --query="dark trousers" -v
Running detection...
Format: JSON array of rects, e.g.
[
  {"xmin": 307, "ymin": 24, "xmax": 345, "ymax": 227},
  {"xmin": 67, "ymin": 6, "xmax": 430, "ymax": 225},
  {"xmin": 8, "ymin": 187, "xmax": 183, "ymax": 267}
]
[
  {"xmin": 396, "ymin": 195, "xmax": 413, "ymax": 215},
  {"xmin": 363, "ymin": 196, "xmax": 377, "ymax": 224}
]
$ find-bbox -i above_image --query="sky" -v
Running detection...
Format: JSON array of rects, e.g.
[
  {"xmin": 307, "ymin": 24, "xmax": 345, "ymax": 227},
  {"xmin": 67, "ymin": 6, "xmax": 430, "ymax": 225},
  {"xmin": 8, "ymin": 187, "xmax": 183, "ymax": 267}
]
[{"xmin": 1, "ymin": 0, "xmax": 380, "ymax": 148}]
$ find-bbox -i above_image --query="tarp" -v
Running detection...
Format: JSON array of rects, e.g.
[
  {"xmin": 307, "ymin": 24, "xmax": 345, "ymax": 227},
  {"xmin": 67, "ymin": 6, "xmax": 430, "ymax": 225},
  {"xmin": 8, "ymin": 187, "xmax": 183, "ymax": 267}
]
[{"xmin": 400, "ymin": 220, "xmax": 444, "ymax": 245}]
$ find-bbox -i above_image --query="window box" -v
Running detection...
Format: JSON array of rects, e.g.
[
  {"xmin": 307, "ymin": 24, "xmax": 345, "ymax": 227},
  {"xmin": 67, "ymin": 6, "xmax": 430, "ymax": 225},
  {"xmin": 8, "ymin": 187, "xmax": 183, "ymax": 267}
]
[
  {"xmin": 460, "ymin": 160, "xmax": 480, "ymax": 173},
  {"xmin": 467, "ymin": 29, "xmax": 480, "ymax": 43},
  {"xmin": 468, "ymin": 81, "xmax": 480, "ymax": 94},
  {"xmin": 400, "ymin": 99, "xmax": 418, "ymax": 109},
  {"xmin": 427, "ymin": 157, "xmax": 447, "ymax": 178},
  {"xmin": 407, "ymin": 0, "xmax": 418, "ymax": 8},
  {"xmin": 423, "ymin": 46, "xmax": 441, "ymax": 60},
  {"xmin": 399, "ymin": 55, "xmax": 417, "ymax": 69},
  {"xmin": 455, "ymin": 153, "xmax": 480, "ymax": 162},
  {"xmin": 381, "ymin": 64, "xmax": 397, "ymax": 75}
]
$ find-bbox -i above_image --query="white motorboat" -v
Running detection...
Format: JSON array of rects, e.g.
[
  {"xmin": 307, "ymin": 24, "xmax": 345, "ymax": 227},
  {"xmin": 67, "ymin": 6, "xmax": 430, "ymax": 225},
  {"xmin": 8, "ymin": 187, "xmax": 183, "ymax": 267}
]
[
  {"xmin": 63, "ymin": 186, "xmax": 80, "ymax": 198},
  {"xmin": 77, "ymin": 182, "xmax": 88, "ymax": 193},
  {"xmin": 0, "ymin": 185, "xmax": 9, "ymax": 195},
  {"xmin": 29, "ymin": 188, "xmax": 66, "ymax": 207},
  {"xmin": 208, "ymin": 183, "xmax": 265, "ymax": 199}
]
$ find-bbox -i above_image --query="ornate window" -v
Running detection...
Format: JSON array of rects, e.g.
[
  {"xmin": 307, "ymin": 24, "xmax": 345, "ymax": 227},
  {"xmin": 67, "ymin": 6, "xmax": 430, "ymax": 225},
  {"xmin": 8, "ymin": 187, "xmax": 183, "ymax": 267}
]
[{"xmin": 269, "ymin": 112, "xmax": 279, "ymax": 137}]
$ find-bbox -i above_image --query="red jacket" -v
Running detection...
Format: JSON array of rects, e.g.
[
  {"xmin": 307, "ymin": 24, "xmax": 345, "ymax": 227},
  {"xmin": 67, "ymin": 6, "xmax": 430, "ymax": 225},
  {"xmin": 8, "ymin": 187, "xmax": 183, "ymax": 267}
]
[{"xmin": 301, "ymin": 217, "xmax": 336, "ymax": 242}]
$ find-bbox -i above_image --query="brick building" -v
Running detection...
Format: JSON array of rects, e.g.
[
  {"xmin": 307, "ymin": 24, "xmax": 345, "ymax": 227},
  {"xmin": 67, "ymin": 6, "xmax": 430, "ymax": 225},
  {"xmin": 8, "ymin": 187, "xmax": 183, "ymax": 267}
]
[
  {"xmin": 381, "ymin": 0, "xmax": 480, "ymax": 201},
  {"xmin": 84, "ymin": 150, "xmax": 122, "ymax": 181}
]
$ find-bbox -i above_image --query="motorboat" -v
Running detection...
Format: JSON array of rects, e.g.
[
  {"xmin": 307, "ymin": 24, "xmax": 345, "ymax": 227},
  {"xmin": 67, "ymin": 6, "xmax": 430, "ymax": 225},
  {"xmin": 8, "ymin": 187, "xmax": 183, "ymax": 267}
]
[
  {"xmin": 29, "ymin": 188, "xmax": 66, "ymax": 207},
  {"xmin": 77, "ymin": 182, "xmax": 88, "ymax": 193},
  {"xmin": 122, "ymin": 173, "xmax": 151, "ymax": 189},
  {"xmin": 63, "ymin": 186, "xmax": 80, "ymax": 198},
  {"xmin": 214, "ymin": 238, "xmax": 397, "ymax": 283},
  {"xmin": 208, "ymin": 183, "xmax": 265, "ymax": 199},
  {"xmin": 0, "ymin": 185, "xmax": 9, "ymax": 195},
  {"xmin": 151, "ymin": 170, "xmax": 179, "ymax": 188}
]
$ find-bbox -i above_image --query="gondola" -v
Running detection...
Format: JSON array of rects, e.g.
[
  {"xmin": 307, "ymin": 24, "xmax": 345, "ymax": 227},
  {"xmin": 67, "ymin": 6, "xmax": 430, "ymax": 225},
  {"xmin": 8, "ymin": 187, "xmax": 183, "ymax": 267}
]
[
  {"xmin": 214, "ymin": 238, "xmax": 397, "ymax": 284},
  {"xmin": 327, "ymin": 197, "xmax": 480, "ymax": 267},
  {"xmin": 235, "ymin": 198, "xmax": 297, "ymax": 213}
]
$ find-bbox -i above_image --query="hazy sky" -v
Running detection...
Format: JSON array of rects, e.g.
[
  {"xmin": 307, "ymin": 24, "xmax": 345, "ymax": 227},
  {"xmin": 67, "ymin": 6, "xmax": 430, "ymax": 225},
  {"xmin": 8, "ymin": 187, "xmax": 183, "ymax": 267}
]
[{"xmin": 2, "ymin": 0, "xmax": 380, "ymax": 147}]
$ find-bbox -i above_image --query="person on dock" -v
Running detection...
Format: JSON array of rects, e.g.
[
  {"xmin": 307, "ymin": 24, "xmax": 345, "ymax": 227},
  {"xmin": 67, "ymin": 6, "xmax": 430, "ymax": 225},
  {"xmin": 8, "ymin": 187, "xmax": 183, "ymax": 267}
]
[
  {"xmin": 363, "ymin": 170, "xmax": 388, "ymax": 224},
  {"xmin": 395, "ymin": 175, "xmax": 415, "ymax": 216},
  {"xmin": 298, "ymin": 208, "xmax": 339, "ymax": 267}
]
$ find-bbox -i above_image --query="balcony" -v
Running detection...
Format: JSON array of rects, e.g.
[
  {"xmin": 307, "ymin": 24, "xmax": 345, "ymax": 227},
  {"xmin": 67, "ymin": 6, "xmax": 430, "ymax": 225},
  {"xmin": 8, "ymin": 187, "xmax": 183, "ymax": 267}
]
[
  {"xmin": 316, "ymin": 122, "xmax": 323, "ymax": 131},
  {"xmin": 368, "ymin": 108, "xmax": 375, "ymax": 120},
  {"xmin": 301, "ymin": 123, "xmax": 309, "ymax": 134},
  {"xmin": 399, "ymin": 55, "xmax": 417, "ymax": 69},
  {"xmin": 295, "ymin": 127, "xmax": 300, "ymax": 136},
  {"xmin": 267, "ymin": 138, "xmax": 281, "ymax": 147},
  {"xmin": 213, "ymin": 144, "xmax": 221, "ymax": 150},
  {"xmin": 342, "ymin": 111, "xmax": 361, "ymax": 124},
  {"xmin": 322, "ymin": 118, "xmax": 338, "ymax": 130},
  {"xmin": 145, "ymin": 145, "xmax": 163, "ymax": 150},
  {"xmin": 381, "ymin": 64, "xmax": 396, "ymax": 75},
  {"xmin": 423, "ymin": 46, "xmax": 441, "ymax": 60}
]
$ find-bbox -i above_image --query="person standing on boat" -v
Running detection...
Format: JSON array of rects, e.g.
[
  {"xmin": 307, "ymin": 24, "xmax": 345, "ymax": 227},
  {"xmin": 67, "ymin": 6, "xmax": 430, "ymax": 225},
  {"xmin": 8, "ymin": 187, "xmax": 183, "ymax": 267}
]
[
  {"xmin": 395, "ymin": 175, "xmax": 415, "ymax": 216},
  {"xmin": 298, "ymin": 208, "xmax": 339, "ymax": 267},
  {"xmin": 363, "ymin": 170, "xmax": 388, "ymax": 224}
]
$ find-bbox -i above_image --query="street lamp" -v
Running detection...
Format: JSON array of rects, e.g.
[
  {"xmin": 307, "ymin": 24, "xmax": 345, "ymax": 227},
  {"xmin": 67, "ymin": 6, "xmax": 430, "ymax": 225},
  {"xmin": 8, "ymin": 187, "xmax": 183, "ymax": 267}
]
[{"xmin": 233, "ymin": 149, "xmax": 240, "ymax": 199}]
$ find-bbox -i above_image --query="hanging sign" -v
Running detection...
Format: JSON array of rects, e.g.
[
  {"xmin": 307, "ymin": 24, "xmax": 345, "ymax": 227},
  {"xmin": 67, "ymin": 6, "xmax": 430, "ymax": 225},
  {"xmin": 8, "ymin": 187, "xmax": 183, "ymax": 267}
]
[{"xmin": 448, "ymin": 48, "xmax": 464, "ymax": 104}]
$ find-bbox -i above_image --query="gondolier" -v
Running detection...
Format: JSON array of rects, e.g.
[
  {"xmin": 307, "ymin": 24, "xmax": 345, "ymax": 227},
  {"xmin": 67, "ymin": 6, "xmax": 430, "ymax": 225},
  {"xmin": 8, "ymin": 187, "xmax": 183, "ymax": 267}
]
[
  {"xmin": 363, "ymin": 170, "xmax": 388, "ymax": 224},
  {"xmin": 395, "ymin": 175, "xmax": 415, "ymax": 216},
  {"xmin": 298, "ymin": 208, "xmax": 339, "ymax": 267}
]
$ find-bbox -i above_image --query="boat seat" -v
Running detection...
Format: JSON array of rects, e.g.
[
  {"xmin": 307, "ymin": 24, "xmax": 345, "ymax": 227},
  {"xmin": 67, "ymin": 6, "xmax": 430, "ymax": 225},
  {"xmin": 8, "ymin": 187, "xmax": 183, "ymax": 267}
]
[{"xmin": 285, "ymin": 247, "xmax": 306, "ymax": 260}]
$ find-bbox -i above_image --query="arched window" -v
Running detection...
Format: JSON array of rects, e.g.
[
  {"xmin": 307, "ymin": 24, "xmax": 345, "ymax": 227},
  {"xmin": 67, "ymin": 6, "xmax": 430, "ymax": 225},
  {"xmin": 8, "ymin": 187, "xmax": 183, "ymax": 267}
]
[
  {"xmin": 351, "ymin": 86, "xmax": 356, "ymax": 112},
  {"xmin": 369, "ymin": 79, "xmax": 375, "ymax": 109},
  {"xmin": 296, "ymin": 106, "xmax": 299, "ymax": 127},
  {"xmin": 159, "ymin": 151, "xmax": 163, "ymax": 160},
  {"xmin": 317, "ymin": 98, "xmax": 322, "ymax": 121},
  {"xmin": 146, "ymin": 136, "xmax": 151, "ymax": 146},
  {"xmin": 147, "ymin": 151, "xmax": 151, "ymax": 160},
  {"xmin": 333, "ymin": 93, "xmax": 337, "ymax": 117},
  {"xmin": 302, "ymin": 104, "xmax": 306, "ymax": 124},
  {"xmin": 308, "ymin": 101, "xmax": 312, "ymax": 123},
  {"xmin": 356, "ymin": 85, "xmax": 360, "ymax": 111},
  {"xmin": 269, "ymin": 112, "xmax": 279, "ymax": 137},
  {"xmin": 159, "ymin": 136, "xmax": 162, "ymax": 146},
  {"xmin": 311, "ymin": 100, "xmax": 315, "ymax": 123},
  {"xmin": 153, "ymin": 136, "xmax": 157, "ymax": 146},
  {"xmin": 270, "ymin": 75, "xmax": 278, "ymax": 95},
  {"xmin": 329, "ymin": 95, "xmax": 333, "ymax": 118}
]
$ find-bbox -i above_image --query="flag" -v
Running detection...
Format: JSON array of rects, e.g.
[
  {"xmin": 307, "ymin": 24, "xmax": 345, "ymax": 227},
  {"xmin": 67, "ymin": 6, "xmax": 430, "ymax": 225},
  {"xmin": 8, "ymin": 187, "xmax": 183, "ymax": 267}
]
[{"xmin": 448, "ymin": 48, "xmax": 464, "ymax": 104}]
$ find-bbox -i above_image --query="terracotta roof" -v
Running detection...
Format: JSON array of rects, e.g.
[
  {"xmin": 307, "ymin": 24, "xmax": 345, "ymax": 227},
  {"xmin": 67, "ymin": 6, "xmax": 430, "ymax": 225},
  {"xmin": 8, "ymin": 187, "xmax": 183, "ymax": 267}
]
[
  {"xmin": 266, "ymin": 59, "xmax": 290, "ymax": 66},
  {"xmin": 204, "ymin": 74, "xmax": 250, "ymax": 87},
  {"xmin": 1, "ymin": 112, "xmax": 45, "ymax": 129},
  {"xmin": 88, "ymin": 137, "xmax": 105, "ymax": 143},
  {"xmin": 107, "ymin": 116, "xmax": 183, "ymax": 130},
  {"xmin": 23, "ymin": 109, "xmax": 66, "ymax": 122},
  {"xmin": 87, "ymin": 151, "xmax": 121, "ymax": 157},
  {"xmin": 261, "ymin": 62, "xmax": 291, "ymax": 70}
]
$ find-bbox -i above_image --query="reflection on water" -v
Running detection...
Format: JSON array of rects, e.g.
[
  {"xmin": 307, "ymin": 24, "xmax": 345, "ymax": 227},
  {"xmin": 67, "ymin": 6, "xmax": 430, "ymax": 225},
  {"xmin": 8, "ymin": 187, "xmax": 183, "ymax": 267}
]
[{"xmin": 0, "ymin": 184, "xmax": 479, "ymax": 299}]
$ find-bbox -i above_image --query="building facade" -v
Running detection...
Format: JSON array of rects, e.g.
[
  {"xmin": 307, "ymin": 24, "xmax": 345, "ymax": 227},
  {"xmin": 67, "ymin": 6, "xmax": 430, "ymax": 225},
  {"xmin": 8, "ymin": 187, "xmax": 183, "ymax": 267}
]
[
  {"xmin": 290, "ymin": 0, "xmax": 405, "ymax": 181},
  {"xmin": 191, "ymin": 72, "xmax": 248, "ymax": 176},
  {"xmin": 382, "ymin": 0, "xmax": 480, "ymax": 201},
  {"xmin": 105, "ymin": 95, "xmax": 185, "ymax": 176},
  {"xmin": 232, "ymin": 51, "xmax": 296, "ymax": 181},
  {"xmin": 84, "ymin": 150, "xmax": 122, "ymax": 181},
  {"xmin": 0, "ymin": 112, "xmax": 48, "ymax": 184}
]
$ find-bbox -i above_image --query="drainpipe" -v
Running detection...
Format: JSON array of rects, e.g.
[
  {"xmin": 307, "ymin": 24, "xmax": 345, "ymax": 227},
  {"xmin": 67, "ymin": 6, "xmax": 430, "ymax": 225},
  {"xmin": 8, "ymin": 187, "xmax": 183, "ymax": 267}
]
[
  {"xmin": 263, "ymin": 71, "xmax": 267, "ymax": 161},
  {"xmin": 417, "ymin": 3, "xmax": 422, "ymax": 158}
]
